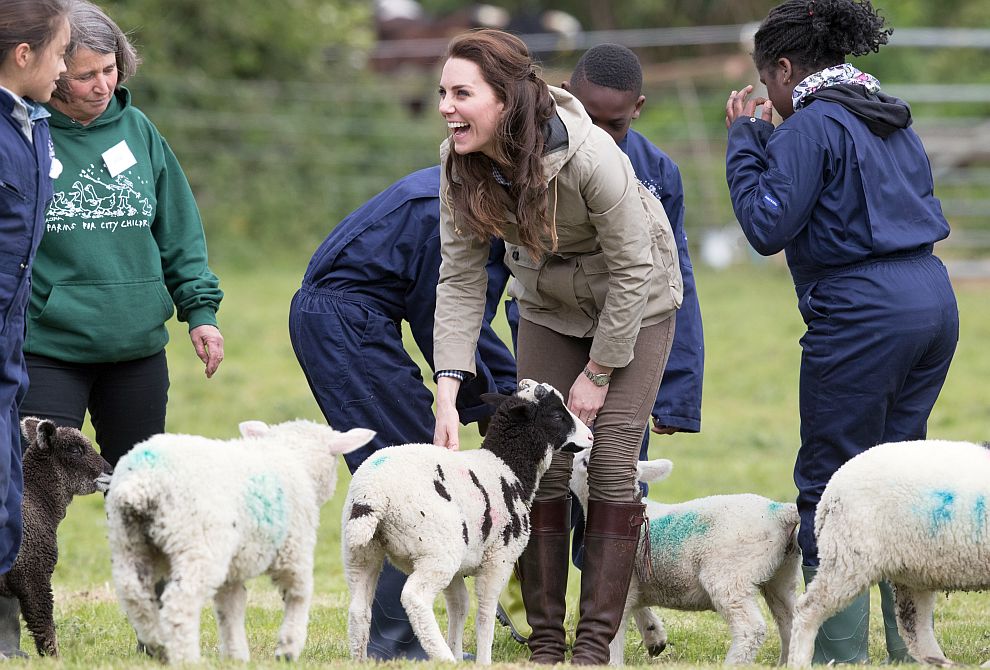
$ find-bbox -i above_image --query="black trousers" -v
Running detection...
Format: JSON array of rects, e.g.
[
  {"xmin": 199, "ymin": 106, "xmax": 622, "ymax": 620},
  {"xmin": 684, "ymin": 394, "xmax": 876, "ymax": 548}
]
[{"xmin": 19, "ymin": 351, "xmax": 169, "ymax": 466}]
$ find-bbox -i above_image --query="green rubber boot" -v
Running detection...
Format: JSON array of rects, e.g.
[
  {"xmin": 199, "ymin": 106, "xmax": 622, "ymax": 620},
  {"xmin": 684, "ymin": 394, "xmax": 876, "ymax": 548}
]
[
  {"xmin": 0, "ymin": 596, "xmax": 27, "ymax": 659},
  {"xmin": 803, "ymin": 565, "xmax": 870, "ymax": 664},
  {"xmin": 879, "ymin": 581, "xmax": 915, "ymax": 663},
  {"xmin": 496, "ymin": 570, "xmax": 532, "ymax": 644}
]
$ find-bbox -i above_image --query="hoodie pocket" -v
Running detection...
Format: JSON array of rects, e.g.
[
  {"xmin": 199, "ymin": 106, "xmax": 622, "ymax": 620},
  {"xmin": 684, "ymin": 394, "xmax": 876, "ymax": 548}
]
[{"xmin": 36, "ymin": 278, "xmax": 174, "ymax": 359}]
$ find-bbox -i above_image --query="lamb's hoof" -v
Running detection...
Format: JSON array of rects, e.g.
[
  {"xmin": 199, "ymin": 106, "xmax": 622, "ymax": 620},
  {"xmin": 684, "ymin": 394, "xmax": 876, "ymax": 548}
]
[
  {"xmin": 275, "ymin": 652, "xmax": 295, "ymax": 662},
  {"xmin": 136, "ymin": 640, "xmax": 166, "ymax": 662},
  {"xmin": 647, "ymin": 642, "xmax": 667, "ymax": 657}
]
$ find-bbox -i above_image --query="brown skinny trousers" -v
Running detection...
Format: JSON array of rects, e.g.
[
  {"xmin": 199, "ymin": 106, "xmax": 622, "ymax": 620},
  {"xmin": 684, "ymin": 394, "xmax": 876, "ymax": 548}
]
[{"xmin": 515, "ymin": 315, "xmax": 674, "ymax": 503}]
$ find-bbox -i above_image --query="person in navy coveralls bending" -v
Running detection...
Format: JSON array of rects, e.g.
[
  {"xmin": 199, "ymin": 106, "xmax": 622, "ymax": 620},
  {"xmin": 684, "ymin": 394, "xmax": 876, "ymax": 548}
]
[
  {"xmin": 725, "ymin": 0, "xmax": 958, "ymax": 663},
  {"xmin": 289, "ymin": 165, "xmax": 516, "ymax": 660}
]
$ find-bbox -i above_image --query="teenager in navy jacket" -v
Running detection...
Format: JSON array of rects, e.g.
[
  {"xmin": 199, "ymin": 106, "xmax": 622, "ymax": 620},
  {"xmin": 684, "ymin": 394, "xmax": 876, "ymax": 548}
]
[
  {"xmin": 725, "ymin": 0, "xmax": 958, "ymax": 663},
  {"xmin": 0, "ymin": 2, "xmax": 70, "ymax": 657},
  {"xmin": 289, "ymin": 165, "xmax": 515, "ymax": 660}
]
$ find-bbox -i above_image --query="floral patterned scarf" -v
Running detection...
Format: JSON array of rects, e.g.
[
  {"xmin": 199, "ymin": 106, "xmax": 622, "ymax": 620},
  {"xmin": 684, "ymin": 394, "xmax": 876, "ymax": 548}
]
[{"xmin": 792, "ymin": 63, "xmax": 881, "ymax": 111}]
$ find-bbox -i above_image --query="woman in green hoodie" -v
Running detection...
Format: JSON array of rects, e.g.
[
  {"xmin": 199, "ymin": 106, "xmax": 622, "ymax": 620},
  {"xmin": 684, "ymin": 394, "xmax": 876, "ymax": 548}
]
[{"xmin": 20, "ymin": 0, "xmax": 223, "ymax": 469}]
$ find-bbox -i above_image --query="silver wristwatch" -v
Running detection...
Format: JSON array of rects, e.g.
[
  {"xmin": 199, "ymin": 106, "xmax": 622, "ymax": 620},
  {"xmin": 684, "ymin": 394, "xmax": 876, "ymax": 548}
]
[{"xmin": 582, "ymin": 366, "xmax": 611, "ymax": 387}]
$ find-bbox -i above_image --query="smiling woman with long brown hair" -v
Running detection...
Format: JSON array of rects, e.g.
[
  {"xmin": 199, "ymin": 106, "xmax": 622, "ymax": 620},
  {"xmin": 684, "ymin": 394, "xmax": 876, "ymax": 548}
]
[{"xmin": 431, "ymin": 28, "xmax": 682, "ymax": 665}]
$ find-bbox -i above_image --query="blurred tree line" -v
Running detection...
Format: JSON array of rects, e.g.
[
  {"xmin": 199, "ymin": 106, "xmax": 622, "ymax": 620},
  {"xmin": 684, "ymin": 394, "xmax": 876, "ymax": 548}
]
[{"xmin": 91, "ymin": 0, "xmax": 990, "ymax": 263}]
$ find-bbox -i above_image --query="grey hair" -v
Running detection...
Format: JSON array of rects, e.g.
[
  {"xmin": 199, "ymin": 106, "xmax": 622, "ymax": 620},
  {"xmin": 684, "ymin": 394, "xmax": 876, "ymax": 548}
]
[{"xmin": 53, "ymin": 0, "xmax": 140, "ymax": 101}]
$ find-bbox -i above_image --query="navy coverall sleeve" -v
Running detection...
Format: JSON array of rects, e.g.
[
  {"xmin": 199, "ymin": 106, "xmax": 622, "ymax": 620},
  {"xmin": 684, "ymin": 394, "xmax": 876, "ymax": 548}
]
[
  {"xmin": 651, "ymin": 161, "xmax": 703, "ymax": 432},
  {"xmin": 726, "ymin": 117, "xmax": 827, "ymax": 256},
  {"xmin": 405, "ymin": 234, "xmax": 515, "ymax": 425}
]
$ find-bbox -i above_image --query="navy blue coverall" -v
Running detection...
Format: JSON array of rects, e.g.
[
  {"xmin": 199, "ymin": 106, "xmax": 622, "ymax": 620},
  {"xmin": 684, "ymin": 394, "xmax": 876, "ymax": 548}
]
[
  {"xmin": 0, "ymin": 92, "xmax": 54, "ymax": 573},
  {"xmin": 289, "ymin": 166, "xmax": 516, "ymax": 659},
  {"xmin": 726, "ymin": 88, "xmax": 959, "ymax": 564}
]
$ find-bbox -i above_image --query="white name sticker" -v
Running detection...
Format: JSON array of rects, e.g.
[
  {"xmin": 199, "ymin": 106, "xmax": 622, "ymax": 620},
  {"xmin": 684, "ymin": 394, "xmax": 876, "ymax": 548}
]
[{"xmin": 102, "ymin": 140, "xmax": 137, "ymax": 177}]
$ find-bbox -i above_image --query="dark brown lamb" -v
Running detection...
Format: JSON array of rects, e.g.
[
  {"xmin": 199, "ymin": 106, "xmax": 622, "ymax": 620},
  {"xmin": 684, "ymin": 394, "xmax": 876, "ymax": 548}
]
[{"xmin": 0, "ymin": 418, "xmax": 112, "ymax": 656}]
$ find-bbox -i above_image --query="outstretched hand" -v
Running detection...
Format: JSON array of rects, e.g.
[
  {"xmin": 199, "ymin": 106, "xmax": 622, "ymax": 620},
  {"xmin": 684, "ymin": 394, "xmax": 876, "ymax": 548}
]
[
  {"xmin": 726, "ymin": 85, "xmax": 773, "ymax": 128},
  {"xmin": 190, "ymin": 324, "xmax": 224, "ymax": 378}
]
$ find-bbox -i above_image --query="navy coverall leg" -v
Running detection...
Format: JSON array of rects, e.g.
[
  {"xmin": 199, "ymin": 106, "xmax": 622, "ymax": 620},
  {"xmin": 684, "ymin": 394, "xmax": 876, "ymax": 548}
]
[
  {"xmin": 289, "ymin": 288, "xmax": 431, "ymax": 659},
  {"xmin": 0, "ymin": 294, "xmax": 26, "ymax": 574},
  {"xmin": 794, "ymin": 254, "xmax": 958, "ymax": 564}
]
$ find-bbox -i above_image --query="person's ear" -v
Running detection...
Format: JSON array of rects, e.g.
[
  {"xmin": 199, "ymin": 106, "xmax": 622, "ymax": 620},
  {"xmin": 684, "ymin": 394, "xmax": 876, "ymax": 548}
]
[
  {"xmin": 560, "ymin": 79, "xmax": 571, "ymax": 91},
  {"xmin": 631, "ymin": 94, "xmax": 646, "ymax": 120},
  {"xmin": 777, "ymin": 57, "xmax": 794, "ymax": 85},
  {"xmin": 13, "ymin": 42, "xmax": 32, "ymax": 69}
]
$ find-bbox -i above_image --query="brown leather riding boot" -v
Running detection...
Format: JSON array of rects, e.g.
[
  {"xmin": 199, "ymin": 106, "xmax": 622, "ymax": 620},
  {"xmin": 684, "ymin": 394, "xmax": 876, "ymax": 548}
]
[
  {"xmin": 570, "ymin": 499, "xmax": 646, "ymax": 666},
  {"xmin": 518, "ymin": 497, "xmax": 572, "ymax": 664}
]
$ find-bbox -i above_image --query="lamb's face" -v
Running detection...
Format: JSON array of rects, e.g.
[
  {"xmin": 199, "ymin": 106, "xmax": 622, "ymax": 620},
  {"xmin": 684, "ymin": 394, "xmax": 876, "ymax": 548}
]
[
  {"xmin": 568, "ymin": 447, "xmax": 673, "ymax": 509},
  {"xmin": 21, "ymin": 418, "xmax": 113, "ymax": 495},
  {"xmin": 516, "ymin": 379, "xmax": 593, "ymax": 453}
]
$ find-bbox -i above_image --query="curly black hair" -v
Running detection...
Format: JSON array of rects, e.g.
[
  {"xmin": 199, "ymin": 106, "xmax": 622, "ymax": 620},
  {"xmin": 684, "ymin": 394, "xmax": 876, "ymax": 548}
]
[
  {"xmin": 752, "ymin": 0, "xmax": 892, "ymax": 71},
  {"xmin": 571, "ymin": 43, "xmax": 642, "ymax": 95}
]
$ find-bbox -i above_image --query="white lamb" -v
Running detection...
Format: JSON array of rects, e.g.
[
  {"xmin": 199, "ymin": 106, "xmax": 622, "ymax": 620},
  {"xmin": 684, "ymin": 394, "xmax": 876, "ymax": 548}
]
[
  {"xmin": 343, "ymin": 379, "xmax": 593, "ymax": 664},
  {"xmin": 569, "ymin": 449, "xmax": 801, "ymax": 665},
  {"xmin": 789, "ymin": 439, "xmax": 990, "ymax": 668},
  {"xmin": 105, "ymin": 419, "xmax": 374, "ymax": 664}
]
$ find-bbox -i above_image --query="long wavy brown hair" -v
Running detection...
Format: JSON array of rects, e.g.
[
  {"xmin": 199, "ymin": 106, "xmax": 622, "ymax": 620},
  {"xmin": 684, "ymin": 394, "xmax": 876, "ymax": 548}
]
[{"xmin": 442, "ymin": 29, "xmax": 556, "ymax": 258}]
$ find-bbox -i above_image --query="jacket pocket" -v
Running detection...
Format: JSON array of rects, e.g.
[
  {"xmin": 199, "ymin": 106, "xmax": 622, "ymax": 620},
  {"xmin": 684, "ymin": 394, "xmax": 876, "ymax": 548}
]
[
  {"xmin": 575, "ymin": 251, "xmax": 610, "ymax": 315},
  {"xmin": 36, "ymin": 278, "xmax": 174, "ymax": 359},
  {"xmin": 797, "ymin": 281, "xmax": 828, "ymax": 325},
  {"xmin": 0, "ymin": 178, "xmax": 25, "ymax": 202},
  {"xmin": 505, "ymin": 243, "xmax": 545, "ymax": 303}
]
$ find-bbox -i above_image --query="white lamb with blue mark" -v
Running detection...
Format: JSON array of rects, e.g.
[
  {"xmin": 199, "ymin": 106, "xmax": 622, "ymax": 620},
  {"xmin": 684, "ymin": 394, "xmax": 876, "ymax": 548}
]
[
  {"xmin": 105, "ymin": 419, "xmax": 374, "ymax": 664},
  {"xmin": 788, "ymin": 439, "xmax": 990, "ymax": 668},
  {"xmin": 343, "ymin": 379, "xmax": 593, "ymax": 664},
  {"xmin": 569, "ymin": 449, "xmax": 801, "ymax": 665}
]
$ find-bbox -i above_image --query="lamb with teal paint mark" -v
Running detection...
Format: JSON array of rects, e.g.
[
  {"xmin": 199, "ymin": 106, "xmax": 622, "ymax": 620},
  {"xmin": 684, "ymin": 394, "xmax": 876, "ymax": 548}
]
[
  {"xmin": 342, "ymin": 380, "xmax": 593, "ymax": 664},
  {"xmin": 569, "ymin": 450, "xmax": 800, "ymax": 665},
  {"xmin": 788, "ymin": 439, "xmax": 990, "ymax": 668},
  {"xmin": 104, "ymin": 419, "xmax": 374, "ymax": 665}
]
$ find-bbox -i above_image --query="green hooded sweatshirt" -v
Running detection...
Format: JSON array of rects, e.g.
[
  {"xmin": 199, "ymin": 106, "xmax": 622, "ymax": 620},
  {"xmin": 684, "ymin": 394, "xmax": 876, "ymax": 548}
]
[{"xmin": 26, "ymin": 87, "xmax": 221, "ymax": 363}]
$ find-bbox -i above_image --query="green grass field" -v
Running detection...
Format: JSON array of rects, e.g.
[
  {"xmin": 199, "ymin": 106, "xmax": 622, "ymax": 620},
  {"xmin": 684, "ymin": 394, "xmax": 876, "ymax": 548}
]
[{"xmin": 41, "ymin": 256, "xmax": 990, "ymax": 668}]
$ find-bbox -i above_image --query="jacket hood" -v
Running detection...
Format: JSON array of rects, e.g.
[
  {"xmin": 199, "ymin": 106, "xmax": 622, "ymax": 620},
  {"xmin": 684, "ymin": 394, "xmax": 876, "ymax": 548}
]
[
  {"xmin": 44, "ymin": 86, "xmax": 131, "ymax": 131},
  {"xmin": 806, "ymin": 84, "xmax": 911, "ymax": 138},
  {"xmin": 543, "ymin": 85, "xmax": 592, "ymax": 179}
]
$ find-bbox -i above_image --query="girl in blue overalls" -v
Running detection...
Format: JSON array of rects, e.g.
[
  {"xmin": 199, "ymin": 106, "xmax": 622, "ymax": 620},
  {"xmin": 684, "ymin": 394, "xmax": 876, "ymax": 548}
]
[
  {"xmin": 0, "ymin": 0, "xmax": 70, "ymax": 656},
  {"xmin": 725, "ymin": 0, "xmax": 959, "ymax": 663},
  {"xmin": 289, "ymin": 165, "xmax": 516, "ymax": 659}
]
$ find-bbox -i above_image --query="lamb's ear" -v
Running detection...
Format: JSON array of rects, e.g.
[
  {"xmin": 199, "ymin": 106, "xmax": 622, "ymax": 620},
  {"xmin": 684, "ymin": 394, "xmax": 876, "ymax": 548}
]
[
  {"xmin": 20, "ymin": 416, "xmax": 42, "ymax": 444},
  {"xmin": 480, "ymin": 392, "xmax": 510, "ymax": 409},
  {"xmin": 637, "ymin": 458, "xmax": 673, "ymax": 484},
  {"xmin": 34, "ymin": 420, "xmax": 58, "ymax": 452},
  {"xmin": 329, "ymin": 428, "xmax": 376, "ymax": 455},
  {"xmin": 238, "ymin": 421, "xmax": 270, "ymax": 438}
]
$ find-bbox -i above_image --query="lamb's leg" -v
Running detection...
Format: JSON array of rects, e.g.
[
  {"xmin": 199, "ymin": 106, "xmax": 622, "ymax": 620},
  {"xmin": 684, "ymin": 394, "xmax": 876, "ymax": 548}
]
[
  {"xmin": 158, "ymin": 554, "xmax": 226, "ymax": 664},
  {"xmin": 787, "ymin": 567, "xmax": 871, "ymax": 668},
  {"xmin": 273, "ymin": 562, "xmax": 314, "ymax": 661},
  {"xmin": 894, "ymin": 586, "xmax": 948, "ymax": 666},
  {"xmin": 472, "ymin": 560, "xmax": 515, "ymax": 664},
  {"xmin": 443, "ymin": 576, "xmax": 469, "ymax": 660},
  {"xmin": 608, "ymin": 578, "xmax": 642, "ymax": 666},
  {"xmin": 716, "ymin": 594, "xmax": 768, "ymax": 664},
  {"xmin": 762, "ymin": 559, "xmax": 799, "ymax": 665},
  {"xmin": 344, "ymin": 545, "xmax": 384, "ymax": 660},
  {"xmin": 17, "ymin": 585, "xmax": 57, "ymax": 657},
  {"xmin": 400, "ymin": 559, "xmax": 458, "ymax": 661},
  {"xmin": 213, "ymin": 581, "xmax": 249, "ymax": 661},
  {"xmin": 107, "ymin": 519, "xmax": 166, "ymax": 657},
  {"xmin": 632, "ymin": 607, "xmax": 667, "ymax": 659}
]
